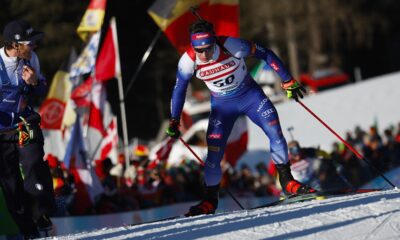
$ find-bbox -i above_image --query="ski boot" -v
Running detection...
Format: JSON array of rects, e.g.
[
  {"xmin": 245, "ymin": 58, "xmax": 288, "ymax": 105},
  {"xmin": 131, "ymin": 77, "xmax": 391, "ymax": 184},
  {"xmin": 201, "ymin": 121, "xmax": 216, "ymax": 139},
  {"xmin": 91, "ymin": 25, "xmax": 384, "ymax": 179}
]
[
  {"xmin": 185, "ymin": 184, "xmax": 219, "ymax": 217},
  {"xmin": 275, "ymin": 163, "xmax": 316, "ymax": 195}
]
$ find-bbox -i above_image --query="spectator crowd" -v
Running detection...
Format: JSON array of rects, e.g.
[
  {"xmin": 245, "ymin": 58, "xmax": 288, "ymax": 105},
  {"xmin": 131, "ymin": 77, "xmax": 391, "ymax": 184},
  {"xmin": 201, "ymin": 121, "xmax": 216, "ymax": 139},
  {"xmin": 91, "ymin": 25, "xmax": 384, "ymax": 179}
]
[{"xmin": 47, "ymin": 122, "xmax": 400, "ymax": 216}]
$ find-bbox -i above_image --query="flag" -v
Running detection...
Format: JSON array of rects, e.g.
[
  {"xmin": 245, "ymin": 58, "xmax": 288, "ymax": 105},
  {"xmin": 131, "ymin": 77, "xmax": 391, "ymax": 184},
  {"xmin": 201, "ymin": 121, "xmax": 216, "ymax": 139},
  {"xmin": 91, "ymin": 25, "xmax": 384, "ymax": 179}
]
[
  {"xmin": 64, "ymin": 116, "xmax": 104, "ymax": 214},
  {"xmin": 95, "ymin": 17, "xmax": 121, "ymax": 82},
  {"xmin": 70, "ymin": 76, "xmax": 94, "ymax": 108},
  {"xmin": 39, "ymin": 50, "xmax": 77, "ymax": 129},
  {"xmin": 148, "ymin": 0, "xmax": 239, "ymax": 53},
  {"xmin": 71, "ymin": 17, "xmax": 120, "ymax": 179},
  {"xmin": 40, "ymin": 50, "xmax": 77, "ymax": 161},
  {"xmin": 71, "ymin": 78, "xmax": 116, "ymax": 158},
  {"xmin": 148, "ymin": 137, "xmax": 176, "ymax": 169},
  {"xmin": 74, "ymin": 6, "xmax": 118, "ymax": 86},
  {"xmin": 225, "ymin": 116, "xmax": 248, "ymax": 167},
  {"xmin": 69, "ymin": 31, "xmax": 101, "ymax": 86},
  {"xmin": 99, "ymin": 117, "xmax": 118, "ymax": 163},
  {"xmin": 73, "ymin": 77, "xmax": 118, "ymax": 180},
  {"xmin": 43, "ymin": 32, "xmax": 100, "ymax": 163},
  {"xmin": 63, "ymin": 116, "xmax": 87, "ymax": 169},
  {"xmin": 87, "ymin": 81, "xmax": 107, "ymax": 136},
  {"xmin": 77, "ymin": 0, "xmax": 107, "ymax": 41}
]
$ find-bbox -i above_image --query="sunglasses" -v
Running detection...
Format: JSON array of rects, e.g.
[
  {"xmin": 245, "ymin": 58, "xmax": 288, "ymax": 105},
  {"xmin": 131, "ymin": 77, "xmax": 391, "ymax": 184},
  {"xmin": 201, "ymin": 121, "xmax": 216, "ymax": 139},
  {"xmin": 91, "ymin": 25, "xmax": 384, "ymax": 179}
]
[
  {"xmin": 194, "ymin": 45, "xmax": 214, "ymax": 53},
  {"xmin": 18, "ymin": 41, "xmax": 36, "ymax": 47}
]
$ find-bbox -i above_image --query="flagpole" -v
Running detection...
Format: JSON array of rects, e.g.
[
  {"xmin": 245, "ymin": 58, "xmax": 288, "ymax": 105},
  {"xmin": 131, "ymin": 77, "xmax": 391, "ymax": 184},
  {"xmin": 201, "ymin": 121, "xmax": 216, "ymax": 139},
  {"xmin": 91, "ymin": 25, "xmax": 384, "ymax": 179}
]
[
  {"xmin": 111, "ymin": 17, "xmax": 131, "ymax": 169},
  {"xmin": 118, "ymin": 73, "xmax": 130, "ymax": 170},
  {"xmin": 124, "ymin": 28, "xmax": 162, "ymax": 98}
]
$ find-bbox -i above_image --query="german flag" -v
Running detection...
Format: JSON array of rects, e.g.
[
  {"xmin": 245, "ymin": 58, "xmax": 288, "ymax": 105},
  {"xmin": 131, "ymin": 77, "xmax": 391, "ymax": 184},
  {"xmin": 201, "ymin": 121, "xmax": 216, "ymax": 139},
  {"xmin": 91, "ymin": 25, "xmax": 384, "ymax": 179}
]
[{"xmin": 148, "ymin": 0, "xmax": 239, "ymax": 54}]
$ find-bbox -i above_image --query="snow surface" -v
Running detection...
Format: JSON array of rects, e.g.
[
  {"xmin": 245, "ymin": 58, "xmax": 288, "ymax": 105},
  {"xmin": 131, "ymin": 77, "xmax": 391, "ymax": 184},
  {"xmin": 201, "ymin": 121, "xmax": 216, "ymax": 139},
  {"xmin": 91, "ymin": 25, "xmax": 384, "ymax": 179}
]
[{"xmin": 52, "ymin": 189, "xmax": 400, "ymax": 240}]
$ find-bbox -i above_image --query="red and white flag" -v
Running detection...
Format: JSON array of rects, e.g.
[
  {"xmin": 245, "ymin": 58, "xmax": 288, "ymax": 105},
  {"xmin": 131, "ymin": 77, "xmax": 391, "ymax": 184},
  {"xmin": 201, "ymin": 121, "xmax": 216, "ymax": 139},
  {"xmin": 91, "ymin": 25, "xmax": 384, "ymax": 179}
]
[
  {"xmin": 95, "ymin": 17, "xmax": 121, "ymax": 82},
  {"xmin": 76, "ymin": 17, "xmax": 121, "ymax": 178},
  {"xmin": 71, "ymin": 77, "xmax": 118, "ymax": 178},
  {"xmin": 71, "ymin": 16, "xmax": 121, "ymax": 162},
  {"xmin": 148, "ymin": 137, "xmax": 176, "ymax": 169},
  {"xmin": 99, "ymin": 117, "xmax": 119, "ymax": 164},
  {"xmin": 225, "ymin": 116, "xmax": 248, "ymax": 167}
]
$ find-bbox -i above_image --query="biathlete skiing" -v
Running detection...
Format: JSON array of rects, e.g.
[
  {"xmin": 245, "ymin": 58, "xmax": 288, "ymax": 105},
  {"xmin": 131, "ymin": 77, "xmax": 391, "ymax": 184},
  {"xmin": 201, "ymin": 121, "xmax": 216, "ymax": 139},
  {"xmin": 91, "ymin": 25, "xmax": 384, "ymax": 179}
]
[{"xmin": 166, "ymin": 18, "xmax": 315, "ymax": 217}]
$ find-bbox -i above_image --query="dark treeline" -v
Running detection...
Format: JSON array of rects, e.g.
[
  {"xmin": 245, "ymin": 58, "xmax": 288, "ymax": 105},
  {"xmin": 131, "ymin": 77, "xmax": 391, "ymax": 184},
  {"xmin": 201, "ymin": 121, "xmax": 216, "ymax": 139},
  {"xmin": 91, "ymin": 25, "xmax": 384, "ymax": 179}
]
[{"xmin": 1, "ymin": 0, "xmax": 400, "ymax": 140}]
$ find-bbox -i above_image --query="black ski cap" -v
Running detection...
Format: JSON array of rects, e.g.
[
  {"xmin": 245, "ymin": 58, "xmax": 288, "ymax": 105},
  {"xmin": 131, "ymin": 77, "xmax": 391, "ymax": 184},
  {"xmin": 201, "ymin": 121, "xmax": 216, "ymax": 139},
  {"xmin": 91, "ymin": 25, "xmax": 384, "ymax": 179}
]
[{"xmin": 2, "ymin": 19, "xmax": 44, "ymax": 43}]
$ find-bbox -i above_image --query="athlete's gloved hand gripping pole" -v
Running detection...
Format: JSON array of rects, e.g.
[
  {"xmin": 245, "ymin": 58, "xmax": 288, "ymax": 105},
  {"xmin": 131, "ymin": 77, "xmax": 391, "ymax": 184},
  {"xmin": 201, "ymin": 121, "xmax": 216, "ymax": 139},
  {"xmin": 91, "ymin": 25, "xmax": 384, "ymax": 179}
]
[
  {"xmin": 297, "ymin": 100, "xmax": 396, "ymax": 188},
  {"xmin": 281, "ymin": 79, "xmax": 306, "ymax": 101},
  {"xmin": 166, "ymin": 119, "xmax": 181, "ymax": 139}
]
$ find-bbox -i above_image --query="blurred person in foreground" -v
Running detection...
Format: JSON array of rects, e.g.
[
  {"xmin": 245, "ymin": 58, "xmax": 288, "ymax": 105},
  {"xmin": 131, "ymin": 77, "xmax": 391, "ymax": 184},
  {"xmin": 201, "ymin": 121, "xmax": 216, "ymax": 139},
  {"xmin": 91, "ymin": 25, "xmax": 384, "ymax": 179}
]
[
  {"xmin": 166, "ymin": 19, "xmax": 315, "ymax": 217},
  {"xmin": 0, "ymin": 19, "xmax": 55, "ymax": 238}
]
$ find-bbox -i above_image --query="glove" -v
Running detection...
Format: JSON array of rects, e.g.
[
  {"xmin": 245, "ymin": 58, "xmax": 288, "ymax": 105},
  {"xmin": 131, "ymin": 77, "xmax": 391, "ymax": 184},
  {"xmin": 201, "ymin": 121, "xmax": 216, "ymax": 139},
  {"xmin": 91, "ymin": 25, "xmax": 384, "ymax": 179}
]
[
  {"xmin": 281, "ymin": 79, "xmax": 306, "ymax": 101},
  {"xmin": 166, "ymin": 119, "xmax": 181, "ymax": 139}
]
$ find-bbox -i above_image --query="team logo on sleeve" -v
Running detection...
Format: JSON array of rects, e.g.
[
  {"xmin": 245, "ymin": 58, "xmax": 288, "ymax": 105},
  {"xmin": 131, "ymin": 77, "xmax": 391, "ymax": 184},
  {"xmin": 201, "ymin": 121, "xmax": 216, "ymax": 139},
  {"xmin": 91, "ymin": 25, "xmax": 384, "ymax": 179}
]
[
  {"xmin": 208, "ymin": 133, "xmax": 222, "ymax": 139},
  {"xmin": 270, "ymin": 61, "xmax": 280, "ymax": 71}
]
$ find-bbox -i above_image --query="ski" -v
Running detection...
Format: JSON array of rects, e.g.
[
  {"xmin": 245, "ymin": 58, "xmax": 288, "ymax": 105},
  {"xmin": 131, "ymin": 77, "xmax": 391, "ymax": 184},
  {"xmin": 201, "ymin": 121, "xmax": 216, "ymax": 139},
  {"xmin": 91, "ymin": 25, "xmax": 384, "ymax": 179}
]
[
  {"xmin": 126, "ymin": 215, "xmax": 185, "ymax": 228},
  {"xmin": 252, "ymin": 188, "xmax": 381, "ymax": 209}
]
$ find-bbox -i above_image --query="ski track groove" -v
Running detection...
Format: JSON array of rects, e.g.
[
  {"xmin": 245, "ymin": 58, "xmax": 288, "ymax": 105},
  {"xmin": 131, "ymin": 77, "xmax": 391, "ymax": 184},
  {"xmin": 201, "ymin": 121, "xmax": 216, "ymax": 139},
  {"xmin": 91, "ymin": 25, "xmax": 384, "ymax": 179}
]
[{"xmin": 363, "ymin": 212, "xmax": 394, "ymax": 240}]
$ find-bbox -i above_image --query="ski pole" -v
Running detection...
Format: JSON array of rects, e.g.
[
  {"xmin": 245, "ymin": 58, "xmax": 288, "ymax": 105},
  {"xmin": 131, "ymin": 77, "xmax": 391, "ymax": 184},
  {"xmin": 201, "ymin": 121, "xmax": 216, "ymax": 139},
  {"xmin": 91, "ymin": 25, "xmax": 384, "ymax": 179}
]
[
  {"xmin": 179, "ymin": 137, "xmax": 205, "ymax": 166},
  {"xmin": 297, "ymin": 100, "xmax": 396, "ymax": 188},
  {"xmin": 179, "ymin": 137, "xmax": 245, "ymax": 210}
]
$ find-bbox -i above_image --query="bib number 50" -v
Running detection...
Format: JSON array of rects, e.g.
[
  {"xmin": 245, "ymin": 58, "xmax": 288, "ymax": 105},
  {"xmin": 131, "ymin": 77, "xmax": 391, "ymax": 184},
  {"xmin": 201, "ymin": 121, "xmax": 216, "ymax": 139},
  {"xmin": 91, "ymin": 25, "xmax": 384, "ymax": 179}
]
[{"xmin": 212, "ymin": 75, "xmax": 235, "ymax": 87}]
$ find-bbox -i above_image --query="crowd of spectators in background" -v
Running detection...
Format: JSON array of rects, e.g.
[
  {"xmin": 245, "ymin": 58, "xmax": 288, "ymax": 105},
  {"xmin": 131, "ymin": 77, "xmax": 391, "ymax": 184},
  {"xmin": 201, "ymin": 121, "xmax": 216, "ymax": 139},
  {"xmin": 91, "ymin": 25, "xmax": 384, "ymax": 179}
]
[{"xmin": 47, "ymin": 122, "xmax": 400, "ymax": 216}]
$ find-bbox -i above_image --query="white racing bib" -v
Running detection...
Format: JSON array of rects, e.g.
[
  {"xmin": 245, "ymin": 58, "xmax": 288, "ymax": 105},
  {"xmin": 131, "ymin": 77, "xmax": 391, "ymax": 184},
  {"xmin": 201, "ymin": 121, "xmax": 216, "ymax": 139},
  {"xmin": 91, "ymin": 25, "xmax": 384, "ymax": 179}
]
[{"xmin": 195, "ymin": 51, "xmax": 247, "ymax": 95}]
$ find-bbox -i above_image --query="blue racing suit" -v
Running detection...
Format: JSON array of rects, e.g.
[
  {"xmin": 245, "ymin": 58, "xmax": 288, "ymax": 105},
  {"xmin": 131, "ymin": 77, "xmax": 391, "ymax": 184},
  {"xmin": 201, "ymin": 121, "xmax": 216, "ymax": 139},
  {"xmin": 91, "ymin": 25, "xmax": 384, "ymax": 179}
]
[
  {"xmin": 171, "ymin": 37, "xmax": 294, "ymax": 186},
  {"xmin": 0, "ymin": 47, "xmax": 55, "ymax": 235},
  {"xmin": 0, "ymin": 47, "xmax": 46, "ymax": 131}
]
